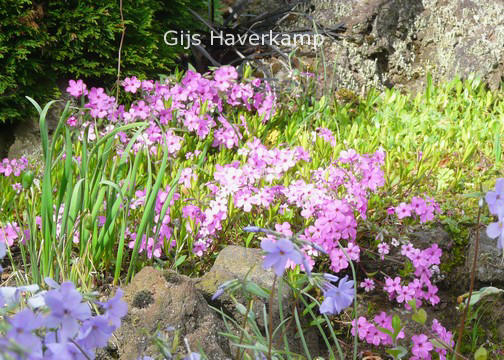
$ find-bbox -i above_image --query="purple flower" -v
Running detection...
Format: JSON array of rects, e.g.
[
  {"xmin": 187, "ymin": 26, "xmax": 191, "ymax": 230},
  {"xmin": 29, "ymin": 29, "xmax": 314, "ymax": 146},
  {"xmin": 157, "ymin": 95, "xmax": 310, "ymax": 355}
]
[
  {"xmin": 319, "ymin": 275, "xmax": 354, "ymax": 315},
  {"xmin": 243, "ymin": 226, "xmax": 261, "ymax": 233},
  {"xmin": 486, "ymin": 205, "xmax": 504, "ymax": 249},
  {"xmin": 6, "ymin": 309, "xmax": 43, "ymax": 355},
  {"xmin": 123, "ymin": 76, "xmax": 141, "ymax": 93},
  {"xmin": 44, "ymin": 282, "xmax": 92, "ymax": 339},
  {"xmin": 44, "ymin": 341, "xmax": 92, "ymax": 360},
  {"xmin": 77, "ymin": 315, "xmax": 115, "ymax": 349},
  {"xmin": 184, "ymin": 353, "xmax": 201, "ymax": 360},
  {"xmin": 97, "ymin": 288, "xmax": 128, "ymax": 328},
  {"xmin": 486, "ymin": 178, "xmax": 504, "ymax": 214},
  {"xmin": 261, "ymin": 238, "xmax": 303, "ymax": 276}
]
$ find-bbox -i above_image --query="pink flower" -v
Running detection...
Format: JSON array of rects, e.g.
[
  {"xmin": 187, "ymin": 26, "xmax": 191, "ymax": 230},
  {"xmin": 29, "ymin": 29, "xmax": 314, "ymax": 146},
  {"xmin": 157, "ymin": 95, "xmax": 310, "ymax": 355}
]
[
  {"xmin": 329, "ymin": 248, "xmax": 349, "ymax": 273},
  {"xmin": 395, "ymin": 202, "xmax": 412, "ymax": 219},
  {"xmin": 66, "ymin": 116, "xmax": 77, "ymax": 127},
  {"xmin": 122, "ymin": 76, "xmax": 141, "ymax": 93},
  {"xmin": 66, "ymin": 79, "xmax": 88, "ymax": 97},
  {"xmin": 410, "ymin": 196, "xmax": 425, "ymax": 214},
  {"xmin": 384, "ymin": 276, "xmax": 401, "ymax": 295},
  {"xmin": 411, "ymin": 334, "xmax": 433, "ymax": 358},
  {"xmin": 0, "ymin": 222, "xmax": 20, "ymax": 246},
  {"xmin": 360, "ymin": 278, "xmax": 375, "ymax": 292},
  {"xmin": 377, "ymin": 242, "xmax": 390, "ymax": 260},
  {"xmin": 351, "ymin": 316, "xmax": 371, "ymax": 340},
  {"xmin": 275, "ymin": 222, "xmax": 293, "ymax": 237}
]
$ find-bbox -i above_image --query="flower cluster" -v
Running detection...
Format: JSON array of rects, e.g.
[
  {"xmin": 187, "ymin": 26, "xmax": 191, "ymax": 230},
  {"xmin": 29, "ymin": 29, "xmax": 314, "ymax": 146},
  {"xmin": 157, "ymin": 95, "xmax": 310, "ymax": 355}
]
[
  {"xmin": 0, "ymin": 156, "xmax": 28, "ymax": 177},
  {"xmin": 390, "ymin": 195, "xmax": 441, "ymax": 223},
  {"xmin": 352, "ymin": 314, "xmax": 453, "ymax": 359},
  {"xmin": 126, "ymin": 185, "xmax": 180, "ymax": 259},
  {"xmin": 383, "ymin": 243, "xmax": 442, "ymax": 308},
  {"xmin": 0, "ymin": 280, "xmax": 127, "ymax": 359},
  {"xmin": 66, "ymin": 66, "xmax": 276, "ymax": 156},
  {"xmin": 409, "ymin": 320, "xmax": 454, "ymax": 360},
  {"xmin": 177, "ymin": 143, "xmax": 389, "ymax": 274},
  {"xmin": 351, "ymin": 313, "xmax": 405, "ymax": 346}
]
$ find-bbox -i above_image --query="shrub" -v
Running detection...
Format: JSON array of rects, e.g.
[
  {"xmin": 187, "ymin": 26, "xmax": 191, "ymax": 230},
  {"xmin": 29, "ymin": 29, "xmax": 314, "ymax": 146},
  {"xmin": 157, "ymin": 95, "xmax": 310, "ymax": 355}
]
[{"xmin": 0, "ymin": 0, "xmax": 209, "ymax": 123}]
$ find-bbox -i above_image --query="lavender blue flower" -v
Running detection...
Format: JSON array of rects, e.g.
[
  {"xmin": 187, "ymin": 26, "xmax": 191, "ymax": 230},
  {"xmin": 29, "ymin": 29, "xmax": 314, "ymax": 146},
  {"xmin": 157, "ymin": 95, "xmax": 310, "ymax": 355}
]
[
  {"xmin": 77, "ymin": 315, "xmax": 115, "ymax": 349},
  {"xmin": 319, "ymin": 275, "xmax": 354, "ymax": 315},
  {"xmin": 97, "ymin": 288, "xmax": 128, "ymax": 328},
  {"xmin": 486, "ymin": 178, "xmax": 504, "ymax": 214},
  {"xmin": 486, "ymin": 204, "xmax": 504, "ymax": 249},
  {"xmin": 6, "ymin": 308, "xmax": 44, "ymax": 356},
  {"xmin": 44, "ymin": 282, "xmax": 92, "ymax": 339},
  {"xmin": 261, "ymin": 238, "xmax": 303, "ymax": 276}
]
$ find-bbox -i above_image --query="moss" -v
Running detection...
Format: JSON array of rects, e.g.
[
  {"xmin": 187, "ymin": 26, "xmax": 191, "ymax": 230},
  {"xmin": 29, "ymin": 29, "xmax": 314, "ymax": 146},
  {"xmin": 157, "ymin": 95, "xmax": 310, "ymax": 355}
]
[
  {"xmin": 132, "ymin": 290, "xmax": 154, "ymax": 309},
  {"xmin": 163, "ymin": 271, "xmax": 181, "ymax": 284}
]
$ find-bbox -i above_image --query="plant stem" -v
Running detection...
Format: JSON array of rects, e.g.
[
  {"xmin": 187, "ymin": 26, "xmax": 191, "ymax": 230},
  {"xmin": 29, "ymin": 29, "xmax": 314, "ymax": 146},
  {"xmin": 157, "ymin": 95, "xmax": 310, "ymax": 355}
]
[
  {"xmin": 267, "ymin": 274, "xmax": 277, "ymax": 360},
  {"xmin": 115, "ymin": 0, "xmax": 126, "ymax": 106},
  {"xmin": 235, "ymin": 298, "xmax": 253, "ymax": 360},
  {"xmin": 455, "ymin": 201, "xmax": 482, "ymax": 359}
]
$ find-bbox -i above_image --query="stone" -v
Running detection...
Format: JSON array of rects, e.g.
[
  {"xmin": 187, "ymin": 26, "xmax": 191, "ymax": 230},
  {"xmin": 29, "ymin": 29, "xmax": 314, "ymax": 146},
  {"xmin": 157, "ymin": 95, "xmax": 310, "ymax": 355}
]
[
  {"xmin": 194, "ymin": 245, "xmax": 291, "ymax": 328},
  {"xmin": 267, "ymin": 0, "xmax": 504, "ymax": 94},
  {"xmin": 408, "ymin": 225, "xmax": 453, "ymax": 251},
  {"xmin": 194, "ymin": 245, "xmax": 321, "ymax": 357},
  {"xmin": 106, "ymin": 267, "xmax": 231, "ymax": 360},
  {"xmin": 467, "ymin": 229, "xmax": 504, "ymax": 286}
]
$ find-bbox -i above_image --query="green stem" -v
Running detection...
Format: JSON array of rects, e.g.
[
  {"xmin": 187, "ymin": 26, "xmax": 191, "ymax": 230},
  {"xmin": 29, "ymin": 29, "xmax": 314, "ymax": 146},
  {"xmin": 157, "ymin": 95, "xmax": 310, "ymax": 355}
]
[
  {"xmin": 338, "ymin": 242, "xmax": 358, "ymax": 360},
  {"xmin": 267, "ymin": 274, "xmax": 277, "ymax": 360}
]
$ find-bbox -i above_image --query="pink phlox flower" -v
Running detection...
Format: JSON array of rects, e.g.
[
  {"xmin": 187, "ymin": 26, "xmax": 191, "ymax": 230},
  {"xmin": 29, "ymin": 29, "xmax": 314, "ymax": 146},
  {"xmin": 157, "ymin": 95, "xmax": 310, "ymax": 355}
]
[
  {"xmin": 411, "ymin": 196, "xmax": 427, "ymax": 215},
  {"xmin": 384, "ymin": 277, "xmax": 401, "ymax": 296},
  {"xmin": 123, "ymin": 76, "xmax": 141, "ymax": 93},
  {"xmin": 0, "ymin": 222, "xmax": 20, "ymax": 246},
  {"xmin": 339, "ymin": 149, "xmax": 358, "ymax": 163},
  {"xmin": 395, "ymin": 202, "xmax": 412, "ymax": 219},
  {"xmin": 377, "ymin": 242, "xmax": 390, "ymax": 260},
  {"xmin": 360, "ymin": 278, "xmax": 375, "ymax": 292},
  {"xmin": 66, "ymin": 79, "xmax": 88, "ymax": 97},
  {"xmin": 351, "ymin": 316, "xmax": 371, "ymax": 340},
  {"xmin": 329, "ymin": 248, "xmax": 349, "ymax": 273},
  {"xmin": 411, "ymin": 334, "xmax": 433, "ymax": 358}
]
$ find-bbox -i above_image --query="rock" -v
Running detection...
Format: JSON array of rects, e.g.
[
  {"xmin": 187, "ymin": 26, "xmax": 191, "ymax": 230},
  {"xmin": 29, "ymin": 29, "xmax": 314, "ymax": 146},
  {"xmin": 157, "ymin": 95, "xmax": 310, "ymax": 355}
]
[
  {"xmin": 108, "ymin": 267, "xmax": 231, "ymax": 360},
  {"xmin": 195, "ymin": 245, "xmax": 291, "ymax": 327},
  {"xmin": 7, "ymin": 119, "xmax": 42, "ymax": 160},
  {"xmin": 408, "ymin": 225, "xmax": 453, "ymax": 251},
  {"xmin": 0, "ymin": 121, "xmax": 17, "ymax": 158},
  {"xmin": 271, "ymin": 0, "xmax": 504, "ymax": 93},
  {"xmin": 195, "ymin": 245, "xmax": 321, "ymax": 357},
  {"xmin": 467, "ymin": 228, "xmax": 504, "ymax": 286}
]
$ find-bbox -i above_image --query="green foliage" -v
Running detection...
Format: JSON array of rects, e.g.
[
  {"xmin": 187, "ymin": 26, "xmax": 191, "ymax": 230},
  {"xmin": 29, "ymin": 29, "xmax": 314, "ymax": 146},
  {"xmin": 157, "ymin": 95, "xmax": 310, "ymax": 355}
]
[{"xmin": 0, "ymin": 0, "xmax": 209, "ymax": 123}]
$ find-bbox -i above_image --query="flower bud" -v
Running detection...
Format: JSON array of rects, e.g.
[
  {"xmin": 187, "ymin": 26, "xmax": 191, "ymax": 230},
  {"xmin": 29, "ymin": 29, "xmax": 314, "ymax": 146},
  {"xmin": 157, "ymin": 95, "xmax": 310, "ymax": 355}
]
[
  {"xmin": 21, "ymin": 170, "xmax": 35, "ymax": 190},
  {"xmin": 83, "ymin": 214, "xmax": 93, "ymax": 231}
]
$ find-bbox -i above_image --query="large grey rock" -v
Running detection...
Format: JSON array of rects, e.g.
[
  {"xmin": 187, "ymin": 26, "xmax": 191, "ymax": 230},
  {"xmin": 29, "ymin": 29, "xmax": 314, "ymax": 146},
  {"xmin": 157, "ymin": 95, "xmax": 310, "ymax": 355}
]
[
  {"xmin": 105, "ymin": 267, "xmax": 231, "ymax": 360},
  {"xmin": 195, "ymin": 245, "xmax": 292, "ymax": 327},
  {"xmin": 272, "ymin": 0, "xmax": 504, "ymax": 93},
  {"xmin": 195, "ymin": 245, "xmax": 322, "ymax": 357},
  {"xmin": 467, "ymin": 229, "xmax": 504, "ymax": 286}
]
